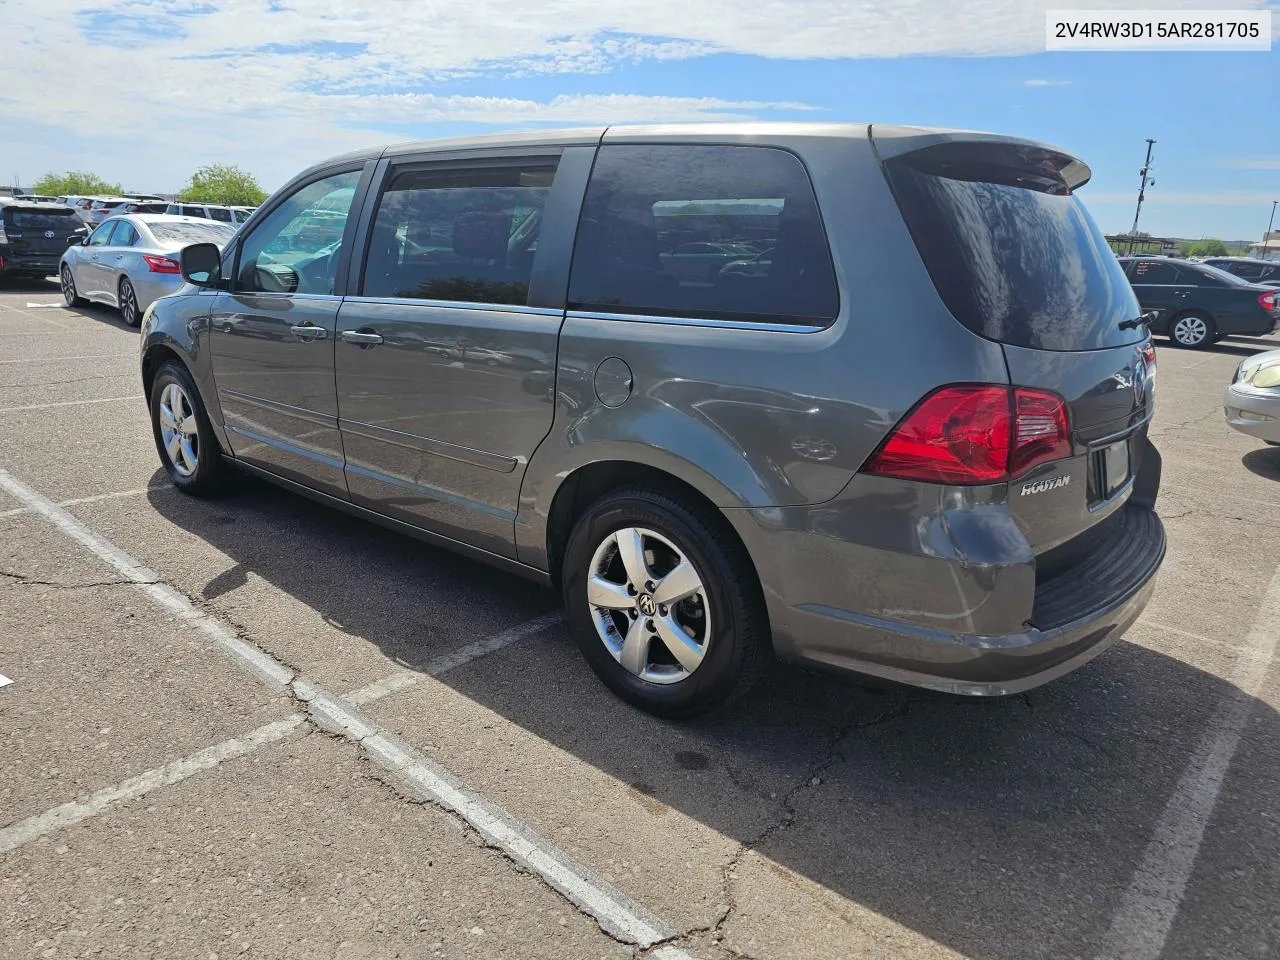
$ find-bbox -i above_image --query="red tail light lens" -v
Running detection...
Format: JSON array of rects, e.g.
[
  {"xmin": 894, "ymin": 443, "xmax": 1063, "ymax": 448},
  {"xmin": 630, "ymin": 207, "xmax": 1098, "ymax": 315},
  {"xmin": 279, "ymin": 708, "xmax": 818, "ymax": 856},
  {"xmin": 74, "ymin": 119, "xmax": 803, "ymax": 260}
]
[
  {"xmin": 1260, "ymin": 291, "xmax": 1278, "ymax": 312},
  {"xmin": 865, "ymin": 385, "xmax": 1071, "ymax": 485},
  {"xmin": 864, "ymin": 386, "xmax": 1012, "ymax": 484},
  {"xmin": 1140, "ymin": 341, "xmax": 1156, "ymax": 368},
  {"xmin": 1010, "ymin": 388, "xmax": 1071, "ymax": 477},
  {"xmin": 143, "ymin": 255, "xmax": 181, "ymax": 274}
]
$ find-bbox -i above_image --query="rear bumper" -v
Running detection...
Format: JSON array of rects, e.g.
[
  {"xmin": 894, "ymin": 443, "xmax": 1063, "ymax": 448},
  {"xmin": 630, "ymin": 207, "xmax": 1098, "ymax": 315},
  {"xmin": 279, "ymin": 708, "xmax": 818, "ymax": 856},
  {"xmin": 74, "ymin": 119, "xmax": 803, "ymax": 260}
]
[
  {"xmin": 1224, "ymin": 384, "xmax": 1280, "ymax": 443},
  {"xmin": 726, "ymin": 487, "xmax": 1166, "ymax": 696},
  {"xmin": 130, "ymin": 273, "xmax": 186, "ymax": 311},
  {"xmin": 0, "ymin": 254, "xmax": 61, "ymax": 277}
]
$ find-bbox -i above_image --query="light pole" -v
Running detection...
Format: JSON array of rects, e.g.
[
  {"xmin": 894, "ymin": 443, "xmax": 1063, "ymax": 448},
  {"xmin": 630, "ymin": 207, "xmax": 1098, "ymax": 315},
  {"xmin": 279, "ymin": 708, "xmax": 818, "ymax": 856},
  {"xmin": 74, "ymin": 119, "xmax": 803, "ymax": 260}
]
[
  {"xmin": 1127, "ymin": 139, "xmax": 1156, "ymax": 255},
  {"xmin": 1262, "ymin": 200, "xmax": 1278, "ymax": 261}
]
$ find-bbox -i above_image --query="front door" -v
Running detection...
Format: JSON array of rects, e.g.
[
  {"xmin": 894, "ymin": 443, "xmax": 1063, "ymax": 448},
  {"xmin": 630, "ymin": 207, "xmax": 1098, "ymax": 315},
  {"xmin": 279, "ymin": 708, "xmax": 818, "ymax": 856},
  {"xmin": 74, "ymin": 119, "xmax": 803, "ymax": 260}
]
[
  {"xmin": 208, "ymin": 167, "xmax": 365, "ymax": 499},
  {"xmin": 335, "ymin": 149, "xmax": 587, "ymax": 557},
  {"xmin": 78, "ymin": 219, "xmax": 119, "ymax": 298}
]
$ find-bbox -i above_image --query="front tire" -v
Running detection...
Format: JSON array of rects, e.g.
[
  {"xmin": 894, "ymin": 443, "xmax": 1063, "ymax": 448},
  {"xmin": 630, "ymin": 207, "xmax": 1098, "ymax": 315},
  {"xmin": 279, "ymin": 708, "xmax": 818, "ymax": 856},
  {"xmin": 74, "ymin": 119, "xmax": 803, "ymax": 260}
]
[
  {"xmin": 561, "ymin": 486, "xmax": 768, "ymax": 718},
  {"xmin": 148, "ymin": 361, "xmax": 226, "ymax": 496},
  {"xmin": 60, "ymin": 265, "xmax": 86, "ymax": 306},
  {"xmin": 1169, "ymin": 311, "xmax": 1216, "ymax": 349}
]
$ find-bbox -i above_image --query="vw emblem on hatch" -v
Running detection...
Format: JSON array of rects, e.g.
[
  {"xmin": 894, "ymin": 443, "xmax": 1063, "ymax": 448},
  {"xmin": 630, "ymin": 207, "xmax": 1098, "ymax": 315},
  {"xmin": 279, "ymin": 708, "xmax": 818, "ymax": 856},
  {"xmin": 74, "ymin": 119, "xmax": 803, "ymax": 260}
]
[
  {"xmin": 636, "ymin": 594, "xmax": 657, "ymax": 617},
  {"xmin": 43, "ymin": 230, "xmax": 56, "ymax": 239}
]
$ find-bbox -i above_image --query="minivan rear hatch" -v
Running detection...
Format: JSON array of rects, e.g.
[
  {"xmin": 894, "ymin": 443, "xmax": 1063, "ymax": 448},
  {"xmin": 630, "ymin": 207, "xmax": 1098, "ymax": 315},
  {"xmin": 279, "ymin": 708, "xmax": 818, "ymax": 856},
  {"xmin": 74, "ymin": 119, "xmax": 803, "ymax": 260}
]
[
  {"xmin": 873, "ymin": 128, "xmax": 1156, "ymax": 557},
  {"xmin": 2, "ymin": 205, "xmax": 84, "ymax": 256}
]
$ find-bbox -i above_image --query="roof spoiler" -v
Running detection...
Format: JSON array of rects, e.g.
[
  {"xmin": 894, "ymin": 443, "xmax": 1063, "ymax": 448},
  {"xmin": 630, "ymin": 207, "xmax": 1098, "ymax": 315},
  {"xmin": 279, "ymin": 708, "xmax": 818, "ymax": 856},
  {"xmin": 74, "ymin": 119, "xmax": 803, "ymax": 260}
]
[{"xmin": 870, "ymin": 124, "xmax": 1092, "ymax": 192}]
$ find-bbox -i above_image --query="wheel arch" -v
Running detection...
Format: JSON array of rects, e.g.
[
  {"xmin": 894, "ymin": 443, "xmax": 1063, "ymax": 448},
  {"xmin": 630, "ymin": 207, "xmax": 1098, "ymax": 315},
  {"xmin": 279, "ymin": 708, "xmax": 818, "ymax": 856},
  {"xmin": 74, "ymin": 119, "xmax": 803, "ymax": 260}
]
[{"xmin": 541, "ymin": 459, "xmax": 762, "ymax": 605}]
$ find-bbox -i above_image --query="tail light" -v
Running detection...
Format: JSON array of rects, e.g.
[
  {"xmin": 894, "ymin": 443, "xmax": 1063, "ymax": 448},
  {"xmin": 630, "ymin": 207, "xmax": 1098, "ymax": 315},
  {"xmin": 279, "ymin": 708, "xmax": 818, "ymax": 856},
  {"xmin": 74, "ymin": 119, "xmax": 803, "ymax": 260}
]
[
  {"xmin": 143, "ymin": 255, "xmax": 181, "ymax": 274},
  {"xmin": 1260, "ymin": 290, "xmax": 1278, "ymax": 312},
  {"xmin": 0, "ymin": 223, "xmax": 7, "ymax": 244},
  {"xmin": 1139, "ymin": 340, "xmax": 1157, "ymax": 369},
  {"xmin": 865, "ymin": 385, "xmax": 1071, "ymax": 485}
]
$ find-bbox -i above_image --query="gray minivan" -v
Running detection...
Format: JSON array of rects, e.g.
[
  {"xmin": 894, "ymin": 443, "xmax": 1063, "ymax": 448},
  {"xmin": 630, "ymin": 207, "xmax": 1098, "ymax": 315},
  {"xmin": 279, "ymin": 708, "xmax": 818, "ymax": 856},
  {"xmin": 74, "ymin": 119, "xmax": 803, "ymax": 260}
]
[{"xmin": 140, "ymin": 123, "xmax": 1165, "ymax": 717}]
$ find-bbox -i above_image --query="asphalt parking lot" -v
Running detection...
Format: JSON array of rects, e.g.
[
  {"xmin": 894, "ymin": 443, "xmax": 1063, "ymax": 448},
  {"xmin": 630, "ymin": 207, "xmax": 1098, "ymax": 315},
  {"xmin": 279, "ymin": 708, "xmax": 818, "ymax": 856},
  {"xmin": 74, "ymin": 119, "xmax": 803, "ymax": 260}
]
[{"xmin": 0, "ymin": 278, "xmax": 1278, "ymax": 960}]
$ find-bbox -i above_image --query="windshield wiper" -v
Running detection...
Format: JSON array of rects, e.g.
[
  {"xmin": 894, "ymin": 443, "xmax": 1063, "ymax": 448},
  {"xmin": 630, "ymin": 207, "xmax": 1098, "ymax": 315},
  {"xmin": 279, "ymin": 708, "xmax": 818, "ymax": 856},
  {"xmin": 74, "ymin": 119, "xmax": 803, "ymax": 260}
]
[{"xmin": 1119, "ymin": 311, "xmax": 1155, "ymax": 331}]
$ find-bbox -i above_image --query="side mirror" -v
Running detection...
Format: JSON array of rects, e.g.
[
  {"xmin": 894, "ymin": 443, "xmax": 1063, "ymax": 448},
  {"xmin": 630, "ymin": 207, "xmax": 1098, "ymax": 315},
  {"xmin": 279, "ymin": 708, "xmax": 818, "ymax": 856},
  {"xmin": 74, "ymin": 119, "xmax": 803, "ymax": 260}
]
[{"xmin": 180, "ymin": 243, "xmax": 222, "ymax": 287}]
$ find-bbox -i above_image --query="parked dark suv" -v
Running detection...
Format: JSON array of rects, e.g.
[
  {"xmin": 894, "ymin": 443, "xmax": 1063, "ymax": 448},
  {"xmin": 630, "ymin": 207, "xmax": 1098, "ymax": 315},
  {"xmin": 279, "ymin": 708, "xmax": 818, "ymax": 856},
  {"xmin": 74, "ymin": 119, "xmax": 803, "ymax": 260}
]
[
  {"xmin": 140, "ymin": 124, "xmax": 1166, "ymax": 716},
  {"xmin": 0, "ymin": 201, "xmax": 87, "ymax": 282},
  {"xmin": 1119, "ymin": 255, "xmax": 1280, "ymax": 347}
]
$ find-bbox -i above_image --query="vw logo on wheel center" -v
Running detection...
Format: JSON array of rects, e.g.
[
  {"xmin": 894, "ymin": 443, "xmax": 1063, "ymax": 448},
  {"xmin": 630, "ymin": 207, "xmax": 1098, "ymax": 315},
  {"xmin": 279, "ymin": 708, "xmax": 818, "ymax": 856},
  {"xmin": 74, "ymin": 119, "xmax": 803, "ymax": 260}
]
[{"xmin": 636, "ymin": 594, "xmax": 657, "ymax": 617}]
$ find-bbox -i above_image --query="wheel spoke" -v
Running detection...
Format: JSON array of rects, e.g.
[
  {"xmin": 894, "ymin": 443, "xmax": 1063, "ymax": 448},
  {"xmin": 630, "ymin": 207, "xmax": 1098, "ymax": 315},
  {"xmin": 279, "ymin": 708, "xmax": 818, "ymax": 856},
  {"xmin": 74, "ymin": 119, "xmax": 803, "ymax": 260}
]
[
  {"xmin": 618, "ymin": 615, "xmax": 651, "ymax": 676},
  {"xmin": 652, "ymin": 560, "xmax": 701, "ymax": 606},
  {"xmin": 159, "ymin": 405, "xmax": 177, "ymax": 430},
  {"xmin": 653, "ymin": 615, "xmax": 705, "ymax": 674},
  {"xmin": 179, "ymin": 416, "xmax": 198, "ymax": 436},
  {"xmin": 166, "ymin": 433, "xmax": 182, "ymax": 462},
  {"xmin": 179, "ymin": 438, "xmax": 197, "ymax": 472},
  {"xmin": 613, "ymin": 527, "xmax": 650, "ymax": 588},
  {"xmin": 587, "ymin": 575, "xmax": 633, "ymax": 610}
]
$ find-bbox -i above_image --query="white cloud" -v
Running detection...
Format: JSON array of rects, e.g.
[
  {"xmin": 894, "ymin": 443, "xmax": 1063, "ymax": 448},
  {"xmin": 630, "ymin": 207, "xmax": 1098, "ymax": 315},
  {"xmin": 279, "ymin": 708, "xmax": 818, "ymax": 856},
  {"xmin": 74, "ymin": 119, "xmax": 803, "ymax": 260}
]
[
  {"xmin": 1, "ymin": 0, "xmax": 1274, "ymax": 190},
  {"xmin": 1023, "ymin": 79, "xmax": 1071, "ymax": 86},
  {"xmin": 1221, "ymin": 157, "xmax": 1280, "ymax": 170}
]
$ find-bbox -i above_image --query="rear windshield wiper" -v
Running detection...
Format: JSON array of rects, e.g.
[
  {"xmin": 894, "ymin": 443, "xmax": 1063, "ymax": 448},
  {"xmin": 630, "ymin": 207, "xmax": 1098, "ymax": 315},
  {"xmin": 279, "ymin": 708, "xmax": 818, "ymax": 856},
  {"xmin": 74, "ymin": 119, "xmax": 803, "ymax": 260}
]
[{"xmin": 1119, "ymin": 311, "xmax": 1155, "ymax": 331}]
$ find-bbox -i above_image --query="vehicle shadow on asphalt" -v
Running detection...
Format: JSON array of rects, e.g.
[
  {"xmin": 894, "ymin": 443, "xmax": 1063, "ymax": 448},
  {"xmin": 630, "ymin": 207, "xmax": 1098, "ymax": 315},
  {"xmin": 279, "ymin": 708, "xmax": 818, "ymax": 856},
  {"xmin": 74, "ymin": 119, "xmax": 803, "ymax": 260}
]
[
  {"xmin": 1242, "ymin": 446, "xmax": 1280, "ymax": 481},
  {"xmin": 0, "ymin": 277, "xmax": 130, "ymax": 329},
  {"xmin": 145, "ymin": 473, "xmax": 1280, "ymax": 960}
]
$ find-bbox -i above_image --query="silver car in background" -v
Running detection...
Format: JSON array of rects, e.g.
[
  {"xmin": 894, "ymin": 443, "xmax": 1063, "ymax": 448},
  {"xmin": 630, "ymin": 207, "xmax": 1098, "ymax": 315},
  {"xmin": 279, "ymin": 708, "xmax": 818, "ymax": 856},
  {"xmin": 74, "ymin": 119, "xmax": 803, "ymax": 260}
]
[
  {"xmin": 1225, "ymin": 349, "xmax": 1280, "ymax": 445},
  {"xmin": 59, "ymin": 215, "xmax": 235, "ymax": 326}
]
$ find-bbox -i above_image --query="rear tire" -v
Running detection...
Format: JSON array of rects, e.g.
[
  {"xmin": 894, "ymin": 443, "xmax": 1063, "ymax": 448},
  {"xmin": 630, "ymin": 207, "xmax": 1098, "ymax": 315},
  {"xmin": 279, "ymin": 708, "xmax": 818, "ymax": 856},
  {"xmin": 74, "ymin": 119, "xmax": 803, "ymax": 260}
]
[
  {"xmin": 1168, "ymin": 311, "xmax": 1215, "ymax": 349},
  {"xmin": 561, "ymin": 486, "xmax": 769, "ymax": 718},
  {"xmin": 60, "ymin": 265, "xmax": 86, "ymax": 306},
  {"xmin": 119, "ymin": 277, "xmax": 140, "ymax": 327},
  {"xmin": 148, "ymin": 361, "xmax": 227, "ymax": 496}
]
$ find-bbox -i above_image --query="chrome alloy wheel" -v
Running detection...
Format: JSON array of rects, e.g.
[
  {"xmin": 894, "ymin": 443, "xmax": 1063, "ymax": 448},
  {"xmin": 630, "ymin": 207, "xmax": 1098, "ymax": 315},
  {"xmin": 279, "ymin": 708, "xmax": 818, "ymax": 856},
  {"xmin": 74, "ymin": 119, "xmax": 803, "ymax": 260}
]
[
  {"xmin": 586, "ymin": 526, "xmax": 711, "ymax": 684},
  {"xmin": 60, "ymin": 266, "xmax": 76, "ymax": 306},
  {"xmin": 1172, "ymin": 315, "xmax": 1208, "ymax": 346},
  {"xmin": 158, "ymin": 382, "xmax": 199, "ymax": 477},
  {"xmin": 120, "ymin": 279, "xmax": 138, "ymax": 326}
]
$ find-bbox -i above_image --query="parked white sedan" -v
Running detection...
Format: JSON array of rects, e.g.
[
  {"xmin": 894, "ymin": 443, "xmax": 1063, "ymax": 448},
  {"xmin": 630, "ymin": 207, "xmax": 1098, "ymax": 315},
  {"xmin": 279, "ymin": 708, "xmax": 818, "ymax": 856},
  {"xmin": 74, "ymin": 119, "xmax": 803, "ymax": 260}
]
[
  {"xmin": 59, "ymin": 215, "xmax": 234, "ymax": 326},
  {"xmin": 1225, "ymin": 349, "xmax": 1280, "ymax": 444}
]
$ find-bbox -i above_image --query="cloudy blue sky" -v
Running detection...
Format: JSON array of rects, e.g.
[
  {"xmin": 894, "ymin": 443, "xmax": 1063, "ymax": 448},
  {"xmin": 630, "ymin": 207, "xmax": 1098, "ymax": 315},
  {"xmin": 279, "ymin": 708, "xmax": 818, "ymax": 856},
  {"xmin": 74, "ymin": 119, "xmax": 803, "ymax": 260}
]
[{"xmin": 1, "ymin": 0, "xmax": 1277, "ymax": 240}]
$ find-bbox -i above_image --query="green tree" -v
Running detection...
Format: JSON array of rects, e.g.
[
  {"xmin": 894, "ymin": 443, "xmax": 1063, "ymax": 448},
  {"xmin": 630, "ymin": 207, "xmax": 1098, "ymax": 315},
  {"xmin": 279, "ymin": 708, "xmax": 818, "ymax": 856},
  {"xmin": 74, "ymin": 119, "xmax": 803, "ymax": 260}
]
[
  {"xmin": 178, "ymin": 164, "xmax": 267, "ymax": 206},
  {"xmin": 30, "ymin": 170, "xmax": 122, "ymax": 196},
  {"xmin": 1186, "ymin": 238, "xmax": 1229, "ymax": 257}
]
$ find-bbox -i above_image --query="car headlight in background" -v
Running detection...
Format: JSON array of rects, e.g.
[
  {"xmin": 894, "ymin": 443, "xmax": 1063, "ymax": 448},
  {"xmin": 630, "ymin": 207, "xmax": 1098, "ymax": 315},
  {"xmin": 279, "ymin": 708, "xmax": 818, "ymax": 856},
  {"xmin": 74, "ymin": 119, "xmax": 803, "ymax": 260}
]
[{"xmin": 1236, "ymin": 360, "xmax": 1280, "ymax": 389}]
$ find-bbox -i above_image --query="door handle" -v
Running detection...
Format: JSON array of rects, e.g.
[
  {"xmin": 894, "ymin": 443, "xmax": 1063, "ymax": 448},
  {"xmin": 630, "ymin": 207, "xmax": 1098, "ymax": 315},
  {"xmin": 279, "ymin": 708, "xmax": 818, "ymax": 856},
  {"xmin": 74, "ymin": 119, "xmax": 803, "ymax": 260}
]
[
  {"xmin": 341, "ymin": 330, "xmax": 383, "ymax": 346},
  {"xmin": 289, "ymin": 324, "xmax": 328, "ymax": 341}
]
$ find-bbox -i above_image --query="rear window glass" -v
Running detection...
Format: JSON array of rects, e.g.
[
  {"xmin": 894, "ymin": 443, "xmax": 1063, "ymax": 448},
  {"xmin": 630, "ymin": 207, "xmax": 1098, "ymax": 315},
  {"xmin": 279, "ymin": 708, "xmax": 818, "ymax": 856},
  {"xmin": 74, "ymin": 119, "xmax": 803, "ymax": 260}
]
[
  {"xmin": 149, "ymin": 222, "xmax": 235, "ymax": 245},
  {"xmin": 4, "ymin": 208, "xmax": 79, "ymax": 230},
  {"xmin": 568, "ymin": 144, "xmax": 838, "ymax": 326},
  {"xmin": 886, "ymin": 142, "xmax": 1143, "ymax": 351}
]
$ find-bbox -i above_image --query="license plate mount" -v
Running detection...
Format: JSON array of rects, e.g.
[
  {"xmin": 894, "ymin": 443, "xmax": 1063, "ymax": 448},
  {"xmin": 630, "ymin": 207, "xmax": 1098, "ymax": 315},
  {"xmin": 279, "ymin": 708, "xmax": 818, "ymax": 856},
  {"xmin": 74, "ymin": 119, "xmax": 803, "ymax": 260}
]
[{"xmin": 1101, "ymin": 439, "xmax": 1130, "ymax": 499}]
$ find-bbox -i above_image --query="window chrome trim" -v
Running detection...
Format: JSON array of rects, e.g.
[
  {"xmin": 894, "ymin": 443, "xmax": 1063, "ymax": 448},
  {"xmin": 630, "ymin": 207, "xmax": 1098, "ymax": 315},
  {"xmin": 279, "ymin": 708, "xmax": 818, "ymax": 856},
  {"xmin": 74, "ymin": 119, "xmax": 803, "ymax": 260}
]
[
  {"xmin": 566, "ymin": 309, "xmax": 825, "ymax": 334},
  {"xmin": 341, "ymin": 296, "xmax": 562, "ymax": 316}
]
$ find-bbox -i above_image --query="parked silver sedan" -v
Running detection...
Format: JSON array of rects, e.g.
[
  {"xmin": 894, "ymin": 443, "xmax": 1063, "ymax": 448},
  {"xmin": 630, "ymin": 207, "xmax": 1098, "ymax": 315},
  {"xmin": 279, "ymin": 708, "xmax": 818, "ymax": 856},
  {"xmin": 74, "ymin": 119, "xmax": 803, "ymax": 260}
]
[{"xmin": 59, "ymin": 215, "xmax": 235, "ymax": 326}]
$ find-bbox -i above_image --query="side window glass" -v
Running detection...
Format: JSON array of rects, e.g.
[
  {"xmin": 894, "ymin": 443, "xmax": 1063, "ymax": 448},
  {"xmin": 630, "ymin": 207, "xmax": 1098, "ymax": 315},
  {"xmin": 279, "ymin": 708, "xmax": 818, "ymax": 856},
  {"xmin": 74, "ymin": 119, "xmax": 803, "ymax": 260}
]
[
  {"xmin": 568, "ymin": 144, "xmax": 838, "ymax": 325},
  {"xmin": 209, "ymin": 207, "xmax": 232, "ymax": 223},
  {"xmin": 113, "ymin": 222, "xmax": 139, "ymax": 246},
  {"xmin": 236, "ymin": 170, "xmax": 361, "ymax": 295},
  {"xmin": 1132, "ymin": 261, "xmax": 1176, "ymax": 284},
  {"xmin": 361, "ymin": 160, "xmax": 558, "ymax": 305},
  {"xmin": 88, "ymin": 221, "xmax": 117, "ymax": 247}
]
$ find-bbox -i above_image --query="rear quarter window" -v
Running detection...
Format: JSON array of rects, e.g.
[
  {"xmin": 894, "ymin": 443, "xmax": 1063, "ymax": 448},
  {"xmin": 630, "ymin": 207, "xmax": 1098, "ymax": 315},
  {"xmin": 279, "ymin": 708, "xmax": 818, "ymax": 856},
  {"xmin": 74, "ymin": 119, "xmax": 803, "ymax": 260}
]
[{"xmin": 568, "ymin": 144, "xmax": 839, "ymax": 326}]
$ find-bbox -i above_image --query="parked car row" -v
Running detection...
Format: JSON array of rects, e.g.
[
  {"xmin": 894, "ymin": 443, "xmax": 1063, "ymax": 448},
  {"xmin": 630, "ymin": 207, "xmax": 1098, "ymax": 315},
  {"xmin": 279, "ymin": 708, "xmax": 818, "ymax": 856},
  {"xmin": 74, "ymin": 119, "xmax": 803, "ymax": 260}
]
[{"xmin": 1118, "ymin": 255, "xmax": 1280, "ymax": 348}]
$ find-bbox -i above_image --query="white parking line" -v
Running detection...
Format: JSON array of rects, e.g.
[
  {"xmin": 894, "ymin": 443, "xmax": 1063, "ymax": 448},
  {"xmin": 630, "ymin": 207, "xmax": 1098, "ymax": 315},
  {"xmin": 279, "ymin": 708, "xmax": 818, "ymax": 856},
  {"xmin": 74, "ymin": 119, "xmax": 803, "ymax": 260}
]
[
  {"xmin": 0, "ymin": 674, "xmax": 12, "ymax": 689},
  {"xmin": 1097, "ymin": 563, "xmax": 1280, "ymax": 960},
  {"xmin": 0, "ymin": 395, "xmax": 141, "ymax": 413},
  {"xmin": 0, "ymin": 485, "xmax": 167, "ymax": 520},
  {"xmin": 0, "ymin": 467, "xmax": 691, "ymax": 954},
  {"xmin": 0, "ymin": 352, "xmax": 134, "ymax": 365},
  {"xmin": 0, "ymin": 716, "xmax": 306, "ymax": 855}
]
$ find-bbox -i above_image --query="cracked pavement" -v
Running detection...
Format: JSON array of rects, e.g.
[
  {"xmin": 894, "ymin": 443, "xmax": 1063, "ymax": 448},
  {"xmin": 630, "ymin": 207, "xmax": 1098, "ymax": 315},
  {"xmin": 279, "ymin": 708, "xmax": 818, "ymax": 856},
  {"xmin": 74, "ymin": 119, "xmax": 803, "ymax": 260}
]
[{"xmin": 1, "ymin": 285, "xmax": 1279, "ymax": 959}]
